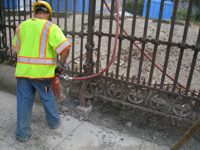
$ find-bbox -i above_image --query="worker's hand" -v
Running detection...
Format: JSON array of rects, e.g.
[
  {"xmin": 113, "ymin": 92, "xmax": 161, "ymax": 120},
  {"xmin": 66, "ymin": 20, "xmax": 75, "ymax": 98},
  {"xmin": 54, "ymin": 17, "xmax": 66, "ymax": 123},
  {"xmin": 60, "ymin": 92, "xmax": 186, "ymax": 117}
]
[{"xmin": 55, "ymin": 67, "xmax": 63, "ymax": 76}]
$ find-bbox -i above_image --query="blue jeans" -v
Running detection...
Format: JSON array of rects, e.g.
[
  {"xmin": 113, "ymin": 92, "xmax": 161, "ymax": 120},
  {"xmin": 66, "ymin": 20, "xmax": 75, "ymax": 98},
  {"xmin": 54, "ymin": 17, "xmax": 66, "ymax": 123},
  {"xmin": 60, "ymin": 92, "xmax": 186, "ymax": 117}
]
[{"xmin": 16, "ymin": 78, "xmax": 60, "ymax": 141}]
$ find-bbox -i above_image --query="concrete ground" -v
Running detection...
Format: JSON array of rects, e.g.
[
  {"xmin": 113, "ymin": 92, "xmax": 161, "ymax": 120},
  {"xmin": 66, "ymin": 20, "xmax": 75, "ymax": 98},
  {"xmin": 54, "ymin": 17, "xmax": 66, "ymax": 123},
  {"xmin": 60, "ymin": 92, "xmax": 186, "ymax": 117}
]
[{"xmin": 0, "ymin": 64, "xmax": 170, "ymax": 150}]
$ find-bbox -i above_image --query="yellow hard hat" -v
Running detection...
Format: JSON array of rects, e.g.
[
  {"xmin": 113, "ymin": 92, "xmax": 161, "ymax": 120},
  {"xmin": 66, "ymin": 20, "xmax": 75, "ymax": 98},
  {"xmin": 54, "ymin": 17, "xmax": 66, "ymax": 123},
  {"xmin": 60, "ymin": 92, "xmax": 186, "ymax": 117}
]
[{"xmin": 33, "ymin": 1, "xmax": 52, "ymax": 19}]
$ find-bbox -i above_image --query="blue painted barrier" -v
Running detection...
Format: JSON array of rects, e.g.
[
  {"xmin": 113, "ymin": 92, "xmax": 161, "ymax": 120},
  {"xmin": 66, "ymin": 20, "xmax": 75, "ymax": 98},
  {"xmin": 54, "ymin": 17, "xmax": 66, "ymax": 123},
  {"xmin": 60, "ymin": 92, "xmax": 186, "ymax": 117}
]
[
  {"xmin": 142, "ymin": 0, "xmax": 173, "ymax": 20},
  {"xmin": 46, "ymin": 0, "xmax": 89, "ymax": 13},
  {"xmin": 3, "ymin": 0, "xmax": 17, "ymax": 9}
]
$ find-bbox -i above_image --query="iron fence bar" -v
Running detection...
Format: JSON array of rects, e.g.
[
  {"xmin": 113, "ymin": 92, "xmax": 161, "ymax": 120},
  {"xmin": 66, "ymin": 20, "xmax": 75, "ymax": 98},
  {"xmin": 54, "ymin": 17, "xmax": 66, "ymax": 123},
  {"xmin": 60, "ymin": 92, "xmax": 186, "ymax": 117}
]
[
  {"xmin": 89, "ymin": 0, "xmax": 95, "ymax": 66},
  {"xmin": 0, "ymin": 1, "xmax": 2, "ymax": 49},
  {"xmin": 2, "ymin": 0, "xmax": 7, "ymax": 49},
  {"xmin": 148, "ymin": 0, "xmax": 164, "ymax": 87},
  {"xmin": 160, "ymin": 0, "xmax": 178, "ymax": 89},
  {"xmin": 115, "ymin": 0, "xmax": 126, "ymax": 79},
  {"xmin": 182, "ymin": 0, "xmax": 196, "ymax": 94},
  {"xmin": 103, "ymin": 0, "xmax": 114, "ymax": 96},
  {"xmin": 172, "ymin": 49, "xmax": 184, "ymax": 92},
  {"xmin": 137, "ymin": 0, "xmax": 151, "ymax": 84},
  {"xmin": 70, "ymin": 0, "xmax": 77, "ymax": 76},
  {"xmin": 119, "ymin": 0, "xmax": 128, "ymax": 101},
  {"xmin": 185, "ymin": 49, "xmax": 198, "ymax": 94},
  {"xmin": 160, "ymin": 47, "xmax": 171, "ymax": 89},
  {"xmin": 18, "ymin": 0, "xmax": 21, "ymax": 24},
  {"xmin": 64, "ymin": 0, "xmax": 68, "ymax": 31},
  {"xmin": 0, "ymin": 2, "xmax": 2, "ymax": 22},
  {"xmin": 24, "ymin": 0, "xmax": 26, "ymax": 20},
  {"xmin": 12, "ymin": 0, "xmax": 16, "ymax": 27},
  {"xmin": 96, "ymin": 0, "xmax": 104, "ymax": 73},
  {"xmin": 29, "ymin": 0, "xmax": 32, "ymax": 18},
  {"xmin": 49, "ymin": 0, "xmax": 52, "ymax": 21},
  {"xmin": 83, "ymin": 0, "xmax": 96, "ymax": 76},
  {"xmin": 79, "ymin": 0, "xmax": 96, "ymax": 106},
  {"xmin": 7, "ymin": 0, "xmax": 12, "ymax": 57},
  {"xmin": 0, "ymin": 3, "xmax": 1, "ymax": 18},
  {"xmin": 105, "ymin": 0, "xmax": 115, "ymax": 76},
  {"xmin": 182, "ymin": 1, "xmax": 193, "ymax": 44},
  {"xmin": 79, "ymin": 0, "xmax": 85, "ymax": 74},
  {"xmin": 197, "ymin": 28, "xmax": 200, "ymax": 48},
  {"xmin": 185, "ymin": 27, "xmax": 200, "ymax": 94},
  {"xmin": 126, "ymin": 0, "xmax": 138, "ymax": 81},
  {"xmin": 173, "ymin": 0, "xmax": 194, "ymax": 93},
  {"xmin": 12, "ymin": 0, "xmax": 17, "ymax": 58},
  {"xmin": 57, "ymin": 0, "xmax": 59, "ymax": 25}
]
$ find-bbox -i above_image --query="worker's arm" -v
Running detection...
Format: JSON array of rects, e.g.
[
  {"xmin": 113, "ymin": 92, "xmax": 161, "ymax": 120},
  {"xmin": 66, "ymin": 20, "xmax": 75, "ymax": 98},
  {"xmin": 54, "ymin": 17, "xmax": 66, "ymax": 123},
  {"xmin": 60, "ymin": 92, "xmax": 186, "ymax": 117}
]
[
  {"xmin": 59, "ymin": 46, "xmax": 70, "ymax": 66},
  {"xmin": 49, "ymin": 24, "xmax": 71, "ymax": 66},
  {"xmin": 11, "ymin": 32, "xmax": 17, "ymax": 54}
]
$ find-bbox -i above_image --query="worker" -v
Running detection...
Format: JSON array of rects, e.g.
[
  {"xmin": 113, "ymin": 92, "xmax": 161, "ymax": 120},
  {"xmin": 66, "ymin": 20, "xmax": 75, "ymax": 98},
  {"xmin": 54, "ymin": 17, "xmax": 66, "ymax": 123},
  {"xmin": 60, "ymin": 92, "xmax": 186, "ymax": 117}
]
[{"xmin": 11, "ymin": 1, "xmax": 71, "ymax": 142}]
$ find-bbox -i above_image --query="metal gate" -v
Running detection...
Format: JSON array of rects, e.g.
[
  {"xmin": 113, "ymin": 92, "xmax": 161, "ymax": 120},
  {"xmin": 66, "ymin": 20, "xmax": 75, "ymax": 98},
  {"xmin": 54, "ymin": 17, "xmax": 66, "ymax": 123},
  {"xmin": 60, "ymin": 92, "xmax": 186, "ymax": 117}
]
[{"xmin": 0, "ymin": 0, "xmax": 200, "ymax": 124}]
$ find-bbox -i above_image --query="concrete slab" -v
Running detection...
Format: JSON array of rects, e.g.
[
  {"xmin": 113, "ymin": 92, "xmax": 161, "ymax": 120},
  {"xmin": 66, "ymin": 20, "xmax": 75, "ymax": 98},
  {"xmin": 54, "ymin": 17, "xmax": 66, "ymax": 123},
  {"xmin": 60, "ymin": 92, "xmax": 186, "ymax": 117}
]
[
  {"xmin": 2, "ymin": 66, "xmax": 16, "ymax": 95},
  {"xmin": 141, "ymin": 140, "xmax": 169, "ymax": 150},
  {"xmin": 0, "ymin": 64, "xmax": 171, "ymax": 150},
  {"xmin": 0, "ymin": 90, "xmax": 83, "ymax": 150},
  {"xmin": 0, "ymin": 140, "xmax": 18, "ymax": 150},
  {"xmin": 75, "ymin": 105, "xmax": 92, "ymax": 116},
  {"xmin": 0, "ymin": 64, "xmax": 15, "ymax": 94},
  {"xmin": 0, "ymin": 64, "xmax": 46, "ymax": 104},
  {"xmin": 53, "ymin": 121, "xmax": 143, "ymax": 150}
]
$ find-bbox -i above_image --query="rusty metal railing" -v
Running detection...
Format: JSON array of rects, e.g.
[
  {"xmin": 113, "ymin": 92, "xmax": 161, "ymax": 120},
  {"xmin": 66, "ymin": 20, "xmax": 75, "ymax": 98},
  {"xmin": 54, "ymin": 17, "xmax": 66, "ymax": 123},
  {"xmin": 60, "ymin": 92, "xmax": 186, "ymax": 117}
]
[{"xmin": 0, "ymin": 0, "xmax": 200, "ymax": 126}]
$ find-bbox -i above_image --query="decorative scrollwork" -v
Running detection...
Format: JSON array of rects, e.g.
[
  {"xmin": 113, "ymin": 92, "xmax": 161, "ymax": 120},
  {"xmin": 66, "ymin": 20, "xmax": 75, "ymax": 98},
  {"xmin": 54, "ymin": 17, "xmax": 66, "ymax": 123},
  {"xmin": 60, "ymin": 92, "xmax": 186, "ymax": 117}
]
[
  {"xmin": 107, "ymin": 81, "xmax": 124, "ymax": 99},
  {"xmin": 148, "ymin": 92, "xmax": 171, "ymax": 113},
  {"xmin": 89, "ymin": 77, "xmax": 105, "ymax": 94},
  {"xmin": 127, "ymin": 87, "xmax": 146, "ymax": 104},
  {"xmin": 195, "ymin": 110, "xmax": 200, "ymax": 120},
  {"xmin": 172, "ymin": 98, "xmax": 194, "ymax": 117},
  {"xmin": 194, "ymin": 102, "xmax": 200, "ymax": 120}
]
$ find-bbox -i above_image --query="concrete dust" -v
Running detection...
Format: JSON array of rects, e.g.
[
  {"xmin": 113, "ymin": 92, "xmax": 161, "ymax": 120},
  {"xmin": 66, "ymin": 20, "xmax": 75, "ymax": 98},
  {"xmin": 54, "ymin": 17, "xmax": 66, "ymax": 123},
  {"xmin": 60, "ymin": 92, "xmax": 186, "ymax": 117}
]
[
  {"xmin": 61, "ymin": 14, "xmax": 200, "ymax": 150},
  {"xmin": 63, "ymin": 94, "xmax": 200, "ymax": 150},
  {"xmin": 2, "ymin": 11, "xmax": 200, "ymax": 150}
]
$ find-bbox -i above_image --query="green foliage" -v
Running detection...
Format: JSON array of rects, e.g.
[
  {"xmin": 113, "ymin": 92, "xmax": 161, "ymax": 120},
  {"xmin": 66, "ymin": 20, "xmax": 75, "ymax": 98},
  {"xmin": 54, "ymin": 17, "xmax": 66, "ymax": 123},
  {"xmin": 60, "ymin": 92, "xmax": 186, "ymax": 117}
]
[
  {"xmin": 176, "ymin": 0, "xmax": 200, "ymax": 23},
  {"xmin": 176, "ymin": 7, "xmax": 200, "ymax": 23},
  {"xmin": 196, "ymin": 12, "xmax": 200, "ymax": 22},
  {"xmin": 196, "ymin": 2, "xmax": 200, "ymax": 22},
  {"xmin": 125, "ymin": 0, "xmax": 144, "ymax": 16}
]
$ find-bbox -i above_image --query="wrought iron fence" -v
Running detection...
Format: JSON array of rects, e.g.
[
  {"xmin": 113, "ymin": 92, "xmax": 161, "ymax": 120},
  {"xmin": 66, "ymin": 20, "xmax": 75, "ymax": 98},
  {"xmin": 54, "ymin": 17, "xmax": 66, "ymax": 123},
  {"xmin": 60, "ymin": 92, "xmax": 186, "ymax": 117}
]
[{"xmin": 0, "ymin": 0, "xmax": 200, "ymax": 124}]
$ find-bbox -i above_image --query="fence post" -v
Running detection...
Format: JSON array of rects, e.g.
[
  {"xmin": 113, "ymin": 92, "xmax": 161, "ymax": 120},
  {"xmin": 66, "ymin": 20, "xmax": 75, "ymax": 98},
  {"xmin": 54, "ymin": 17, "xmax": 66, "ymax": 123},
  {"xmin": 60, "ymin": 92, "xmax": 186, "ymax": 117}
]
[
  {"xmin": 79, "ymin": 0, "xmax": 96, "ymax": 106},
  {"xmin": 0, "ymin": 0, "xmax": 8, "ymax": 59}
]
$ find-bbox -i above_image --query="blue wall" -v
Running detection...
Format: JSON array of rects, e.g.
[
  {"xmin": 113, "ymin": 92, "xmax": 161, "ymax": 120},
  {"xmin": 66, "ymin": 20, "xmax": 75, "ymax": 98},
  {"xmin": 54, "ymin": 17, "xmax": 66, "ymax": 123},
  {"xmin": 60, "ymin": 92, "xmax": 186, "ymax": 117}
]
[
  {"xmin": 3, "ymin": 0, "xmax": 17, "ymax": 9},
  {"xmin": 46, "ymin": 0, "xmax": 89, "ymax": 13},
  {"xmin": 142, "ymin": 0, "xmax": 173, "ymax": 20}
]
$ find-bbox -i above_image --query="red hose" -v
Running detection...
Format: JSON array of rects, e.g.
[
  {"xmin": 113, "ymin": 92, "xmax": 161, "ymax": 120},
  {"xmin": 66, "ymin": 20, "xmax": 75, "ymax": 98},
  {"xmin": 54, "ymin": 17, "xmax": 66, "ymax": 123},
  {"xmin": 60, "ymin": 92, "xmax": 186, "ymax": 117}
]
[
  {"xmin": 71, "ymin": 0, "xmax": 196, "ymax": 96},
  {"xmin": 72, "ymin": 0, "xmax": 120, "ymax": 80},
  {"xmin": 103, "ymin": 0, "xmax": 196, "ymax": 95}
]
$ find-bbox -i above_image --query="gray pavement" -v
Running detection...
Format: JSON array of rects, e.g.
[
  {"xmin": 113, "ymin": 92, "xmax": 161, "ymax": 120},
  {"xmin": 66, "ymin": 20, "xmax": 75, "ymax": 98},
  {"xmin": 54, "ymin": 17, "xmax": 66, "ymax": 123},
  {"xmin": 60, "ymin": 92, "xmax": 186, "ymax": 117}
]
[{"xmin": 0, "ymin": 64, "xmax": 170, "ymax": 150}]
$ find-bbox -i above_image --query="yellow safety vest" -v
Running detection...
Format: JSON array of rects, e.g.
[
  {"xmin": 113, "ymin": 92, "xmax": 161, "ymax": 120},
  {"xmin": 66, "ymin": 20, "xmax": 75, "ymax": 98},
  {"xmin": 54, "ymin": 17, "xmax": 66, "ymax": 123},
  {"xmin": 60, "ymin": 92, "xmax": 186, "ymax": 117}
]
[{"xmin": 11, "ymin": 18, "xmax": 71, "ymax": 79}]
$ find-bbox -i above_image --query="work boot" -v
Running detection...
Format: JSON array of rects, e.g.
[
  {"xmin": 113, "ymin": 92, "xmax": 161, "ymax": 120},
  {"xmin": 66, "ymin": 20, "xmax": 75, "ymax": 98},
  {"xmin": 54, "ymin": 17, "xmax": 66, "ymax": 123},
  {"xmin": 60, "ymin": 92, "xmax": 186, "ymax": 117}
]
[{"xmin": 49, "ymin": 121, "xmax": 61, "ymax": 130}]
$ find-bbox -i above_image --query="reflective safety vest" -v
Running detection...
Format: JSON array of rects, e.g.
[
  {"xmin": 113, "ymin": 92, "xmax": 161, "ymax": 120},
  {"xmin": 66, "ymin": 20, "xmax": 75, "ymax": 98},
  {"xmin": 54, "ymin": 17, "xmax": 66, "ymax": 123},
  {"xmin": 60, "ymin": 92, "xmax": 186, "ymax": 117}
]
[{"xmin": 12, "ymin": 18, "xmax": 71, "ymax": 79}]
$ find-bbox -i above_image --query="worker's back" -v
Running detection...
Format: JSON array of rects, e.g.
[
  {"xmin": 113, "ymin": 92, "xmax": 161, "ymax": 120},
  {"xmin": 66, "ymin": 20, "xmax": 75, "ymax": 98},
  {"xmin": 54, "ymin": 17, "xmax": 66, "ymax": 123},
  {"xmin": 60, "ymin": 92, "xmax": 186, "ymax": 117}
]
[
  {"xmin": 12, "ymin": 17, "xmax": 70, "ymax": 79},
  {"xmin": 18, "ymin": 18, "xmax": 53, "ymax": 59}
]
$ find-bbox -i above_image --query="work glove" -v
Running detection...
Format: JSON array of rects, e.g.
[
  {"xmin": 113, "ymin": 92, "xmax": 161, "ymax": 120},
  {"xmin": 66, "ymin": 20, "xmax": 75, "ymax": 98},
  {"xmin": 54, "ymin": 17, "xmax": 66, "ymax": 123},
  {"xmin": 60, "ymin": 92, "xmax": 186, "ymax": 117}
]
[
  {"xmin": 52, "ymin": 76, "xmax": 65, "ymax": 102},
  {"xmin": 53, "ymin": 61, "xmax": 66, "ymax": 102},
  {"xmin": 55, "ymin": 67, "xmax": 63, "ymax": 76},
  {"xmin": 55, "ymin": 61, "xmax": 65, "ymax": 76}
]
